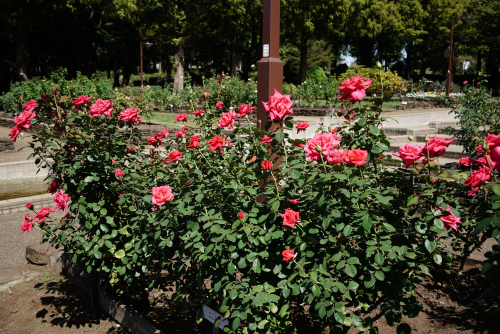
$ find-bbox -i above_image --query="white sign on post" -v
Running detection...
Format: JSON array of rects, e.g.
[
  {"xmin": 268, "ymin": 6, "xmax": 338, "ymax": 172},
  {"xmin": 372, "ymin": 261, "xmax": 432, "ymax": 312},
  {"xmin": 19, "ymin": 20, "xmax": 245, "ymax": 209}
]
[
  {"xmin": 263, "ymin": 44, "xmax": 269, "ymax": 57},
  {"xmin": 203, "ymin": 305, "xmax": 229, "ymax": 329}
]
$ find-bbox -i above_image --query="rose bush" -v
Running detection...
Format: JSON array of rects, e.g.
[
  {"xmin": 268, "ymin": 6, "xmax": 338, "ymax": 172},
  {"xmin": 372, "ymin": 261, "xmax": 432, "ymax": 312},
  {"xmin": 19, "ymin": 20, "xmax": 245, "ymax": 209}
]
[{"xmin": 20, "ymin": 78, "xmax": 499, "ymax": 333}]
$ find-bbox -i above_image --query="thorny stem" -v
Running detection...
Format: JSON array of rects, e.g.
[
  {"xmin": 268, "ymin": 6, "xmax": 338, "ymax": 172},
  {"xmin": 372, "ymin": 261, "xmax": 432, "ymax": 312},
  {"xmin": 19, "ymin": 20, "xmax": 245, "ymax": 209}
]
[{"xmin": 485, "ymin": 151, "xmax": 498, "ymax": 182}]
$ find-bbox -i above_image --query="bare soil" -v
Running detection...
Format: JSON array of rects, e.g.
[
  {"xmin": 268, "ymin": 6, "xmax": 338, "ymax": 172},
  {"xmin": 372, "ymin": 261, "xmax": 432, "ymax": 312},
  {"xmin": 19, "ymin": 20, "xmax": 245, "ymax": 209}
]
[{"xmin": 1, "ymin": 260, "xmax": 498, "ymax": 334}]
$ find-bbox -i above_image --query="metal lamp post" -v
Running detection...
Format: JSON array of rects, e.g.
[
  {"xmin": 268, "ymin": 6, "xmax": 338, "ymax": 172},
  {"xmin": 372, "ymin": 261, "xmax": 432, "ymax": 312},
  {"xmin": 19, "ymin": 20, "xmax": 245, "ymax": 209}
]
[
  {"xmin": 140, "ymin": 41, "xmax": 153, "ymax": 87},
  {"xmin": 446, "ymin": 15, "xmax": 475, "ymax": 96}
]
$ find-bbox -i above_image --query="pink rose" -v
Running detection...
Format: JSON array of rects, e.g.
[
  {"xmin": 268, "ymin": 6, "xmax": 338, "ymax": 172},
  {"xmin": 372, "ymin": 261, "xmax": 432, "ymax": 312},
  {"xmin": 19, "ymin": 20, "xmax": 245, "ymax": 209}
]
[
  {"xmin": 439, "ymin": 208, "xmax": 461, "ymax": 231},
  {"xmin": 280, "ymin": 209, "xmax": 300, "ymax": 228},
  {"xmin": 457, "ymin": 157, "xmax": 476, "ymax": 167},
  {"xmin": 8, "ymin": 126, "xmax": 22, "ymax": 142},
  {"xmin": 337, "ymin": 76, "xmax": 373, "ymax": 102},
  {"xmin": 119, "ymin": 108, "xmax": 141, "ymax": 123},
  {"xmin": 15, "ymin": 109, "xmax": 36, "ymax": 129},
  {"xmin": 23, "ymin": 99, "xmax": 38, "ymax": 112},
  {"xmin": 74, "ymin": 95, "xmax": 93, "ymax": 109},
  {"xmin": 164, "ymin": 150, "xmax": 182, "ymax": 164},
  {"xmin": 476, "ymin": 157, "xmax": 488, "ymax": 166},
  {"xmin": 207, "ymin": 135, "xmax": 226, "ymax": 152},
  {"xmin": 238, "ymin": 212, "xmax": 245, "ymax": 220},
  {"xmin": 125, "ymin": 96, "xmax": 131, "ymax": 100},
  {"xmin": 477, "ymin": 82, "xmax": 481, "ymax": 85},
  {"xmin": 304, "ymin": 132, "xmax": 340, "ymax": 162},
  {"xmin": 53, "ymin": 189, "xmax": 69, "ymax": 211},
  {"xmin": 21, "ymin": 215, "xmax": 34, "ymax": 234},
  {"xmin": 292, "ymin": 140, "xmax": 304, "ymax": 148},
  {"xmin": 148, "ymin": 137, "xmax": 160, "ymax": 147},
  {"xmin": 215, "ymin": 101, "xmax": 224, "ymax": 109},
  {"xmin": 261, "ymin": 160, "xmax": 273, "ymax": 170},
  {"xmin": 193, "ymin": 109, "xmax": 205, "ymax": 117},
  {"xmin": 296, "ymin": 122, "xmax": 310, "ymax": 134},
  {"xmin": 35, "ymin": 207, "xmax": 55, "ymax": 224},
  {"xmin": 325, "ymin": 149, "xmax": 346, "ymax": 165},
  {"xmin": 282, "ymin": 249, "xmax": 296, "ymax": 261},
  {"xmin": 262, "ymin": 89, "xmax": 294, "ymax": 122},
  {"xmin": 217, "ymin": 109, "xmax": 236, "ymax": 130},
  {"xmin": 463, "ymin": 81, "xmax": 468, "ymax": 85},
  {"xmin": 421, "ymin": 136, "xmax": 454, "ymax": 159},
  {"xmin": 236, "ymin": 104, "xmax": 255, "ymax": 117},
  {"xmin": 114, "ymin": 169, "xmax": 125, "ymax": 178},
  {"xmin": 187, "ymin": 135, "xmax": 200, "ymax": 149},
  {"xmin": 465, "ymin": 166, "xmax": 491, "ymax": 196},
  {"xmin": 176, "ymin": 128, "xmax": 188, "ymax": 139},
  {"xmin": 261, "ymin": 135, "xmax": 273, "ymax": 144},
  {"xmin": 174, "ymin": 113, "xmax": 188, "ymax": 123},
  {"xmin": 486, "ymin": 133, "xmax": 500, "ymax": 170},
  {"xmin": 152, "ymin": 185, "xmax": 174, "ymax": 206},
  {"xmin": 201, "ymin": 91, "xmax": 211, "ymax": 99},
  {"xmin": 49, "ymin": 179, "xmax": 59, "ymax": 194},
  {"xmin": 112, "ymin": 160, "xmax": 117, "ymax": 164},
  {"xmin": 89, "ymin": 99, "xmax": 114, "ymax": 117},
  {"xmin": 344, "ymin": 149, "xmax": 368, "ymax": 166},
  {"xmin": 288, "ymin": 199, "xmax": 299, "ymax": 204},
  {"xmin": 393, "ymin": 142, "xmax": 424, "ymax": 167}
]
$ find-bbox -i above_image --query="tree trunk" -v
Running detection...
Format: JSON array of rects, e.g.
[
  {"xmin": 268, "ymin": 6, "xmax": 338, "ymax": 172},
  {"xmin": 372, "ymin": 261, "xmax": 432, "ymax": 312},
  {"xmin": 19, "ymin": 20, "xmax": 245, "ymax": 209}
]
[
  {"xmin": 113, "ymin": 63, "xmax": 120, "ymax": 87},
  {"xmin": 174, "ymin": 45, "xmax": 184, "ymax": 93},
  {"xmin": 158, "ymin": 61, "xmax": 162, "ymax": 74},
  {"xmin": 406, "ymin": 44, "xmax": 413, "ymax": 78},
  {"xmin": 231, "ymin": 41, "xmax": 240, "ymax": 77},
  {"xmin": 16, "ymin": 32, "xmax": 29, "ymax": 82},
  {"xmin": 299, "ymin": 36, "xmax": 308, "ymax": 83},
  {"xmin": 477, "ymin": 50, "xmax": 482, "ymax": 74}
]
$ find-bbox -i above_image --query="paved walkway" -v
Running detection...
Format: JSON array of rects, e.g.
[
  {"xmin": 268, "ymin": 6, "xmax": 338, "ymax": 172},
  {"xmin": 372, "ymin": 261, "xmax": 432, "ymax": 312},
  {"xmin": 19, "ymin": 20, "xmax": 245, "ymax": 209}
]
[{"xmin": 0, "ymin": 127, "xmax": 35, "ymax": 163}]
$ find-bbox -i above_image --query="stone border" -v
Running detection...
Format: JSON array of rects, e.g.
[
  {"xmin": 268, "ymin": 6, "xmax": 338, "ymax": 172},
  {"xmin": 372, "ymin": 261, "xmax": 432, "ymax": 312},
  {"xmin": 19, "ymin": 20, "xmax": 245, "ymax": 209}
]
[
  {"xmin": 0, "ymin": 193, "xmax": 54, "ymax": 215},
  {"xmin": 0, "ymin": 160, "xmax": 49, "ymax": 180}
]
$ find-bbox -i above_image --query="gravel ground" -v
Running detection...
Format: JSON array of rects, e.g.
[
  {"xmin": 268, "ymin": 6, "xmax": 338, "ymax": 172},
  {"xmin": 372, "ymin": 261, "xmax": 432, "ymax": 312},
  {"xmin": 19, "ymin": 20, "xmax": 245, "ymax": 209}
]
[{"xmin": 0, "ymin": 210, "xmax": 64, "ymax": 269}]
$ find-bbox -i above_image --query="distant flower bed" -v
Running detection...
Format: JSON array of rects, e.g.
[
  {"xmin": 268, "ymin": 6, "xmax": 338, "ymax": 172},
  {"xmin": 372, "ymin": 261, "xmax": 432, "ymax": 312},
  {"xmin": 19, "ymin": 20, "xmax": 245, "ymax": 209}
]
[{"xmin": 405, "ymin": 92, "xmax": 464, "ymax": 98}]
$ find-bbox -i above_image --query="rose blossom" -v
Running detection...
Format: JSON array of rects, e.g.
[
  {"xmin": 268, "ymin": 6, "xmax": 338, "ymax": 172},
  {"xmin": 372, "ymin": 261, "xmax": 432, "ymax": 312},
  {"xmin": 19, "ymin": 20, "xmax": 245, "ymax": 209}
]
[
  {"xmin": 218, "ymin": 109, "xmax": 236, "ymax": 130},
  {"xmin": 337, "ymin": 75, "xmax": 373, "ymax": 102},
  {"xmin": 89, "ymin": 99, "xmax": 114, "ymax": 117},
  {"xmin": 174, "ymin": 113, "xmax": 188, "ymax": 123},
  {"xmin": 296, "ymin": 122, "xmax": 310, "ymax": 134},
  {"xmin": 151, "ymin": 185, "xmax": 174, "ymax": 206},
  {"xmin": 215, "ymin": 101, "xmax": 224, "ymax": 109},
  {"xmin": 238, "ymin": 212, "xmax": 245, "ymax": 220},
  {"xmin": 74, "ymin": 95, "xmax": 93, "ymax": 109},
  {"xmin": 262, "ymin": 89, "xmax": 294, "ymax": 122},
  {"xmin": 187, "ymin": 135, "xmax": 200, "ymax": 149},
  {"xmin": 325, "ymin": 149, "xmax": 346, "ymax": 165},
  {"xmin": 288, "ymin": 199, "xmax": 299, "ymax": 204},
  {"xmin": 148, "ymin": 136, "xmax": 160, "ymax": 147},
  {"xmin": 421, "ymin": 136, "xmax": 454, "ymax": 159},
  {"xmin": 26, "ymin": 203, "xmax": 33, "ymax": 209},
  {"xmin": 465, "ymin": 166, "xmax": 491, "ymax": 196},
  {"xmin": 236, "ymin": 104, "xmax": 255, "ymax": 117},
  {"xmin": 463, "ymin": 81, "xmax": 468, "ymax": 85},
  {"xmin": 23, "ymin": 99, "xmax": 38, "ymax": 112},
  {"xmin": 119, "ymin": 108, "xmax": 141, "ymax": 123},
  {"xmin": 457, "ymin": 157, "xmax": 476, "ymax": 167},
  {"xmin": 176, "ymin": 128, "xmax": 188, "ymax": 139},
  {"xmin": 476, "ymin": 157, "xmax": 488, "ymax": 166},
  {"xmin": 477, "ymin": 82, "xmax": 481, "ymax": 85},
  {"xmin": 292, "ymin": 140, "xmax": 304, "ymax": 148},
  {"xmin": 261, "ymin": 160, "xmax": 273, "ymax": 170},
  {"xmin": 8, "ymin": 126, "xmax": 22, "ymax": 142},
  {"xmin": 15, "ymin": 109, "xmax": 36, "ymax": 129},
  {"xmin": 125, "ymin": 96, "xmax": 131, "ymax": 100},
  {"xmin": 21, "ymin": 215, "xmax": 34, "ymax": 234},
  {"xmin": 280, "ymin": 208, "xmax": 300, "ymax": 228},
  {"xmin": 439, "ymin": 208, "xmax": 462, "ymax": 231},
  {"xmin": 201, "ymin": 91, "xmax": 211, "ymax": 99},
  {"xmin": 35, "ymin": 207, "xmax": 55, "ymax": 224},
  {"xmin": 53, "ymin": 189, "xmax": 69, "ymax": 211},
  {"xmin": 49, "ymin": 178, "xmax": 59, "ymax": 194},
  {"xmin": 207, "ymin": 135, "xmax": 226, "ymax": 152},
  {"xmin": 112, "ymin": 160, "xmax": 117, "ymax": 164},
  {"xmin": 261, "ymin": 135, "xmax": 273, "ymax": 144},
  {"xmin": 485, "ymin": 133, "xmax": 500, "ymax": 170},
  {"xmin": 304, "ymin": 132, "xmax": 340, "ymax": 162},
  {"xmin": 393, "ymin": 142, "xmax": 424, "ymax": 167},
  {"xmin": 164, "ymin": 150, "xmax": 182, "ymax": 164},
  {"xmin": 114, "ymin": 169, "xmax": 125, "ymax": 178},
  {"xmin": 125, "ymin": 145, "xmax": 136, "ymax": 152},
  {"xmin": 193, "ymin": 109, "xmax": 205, "ymax": 117},
  {"xmin": 282, "ymin": 249, "xmax": 296, "ymax": 261},
  {"xmin": 344, "ymin": 149, "xmax": 368, "ymax": 166}
]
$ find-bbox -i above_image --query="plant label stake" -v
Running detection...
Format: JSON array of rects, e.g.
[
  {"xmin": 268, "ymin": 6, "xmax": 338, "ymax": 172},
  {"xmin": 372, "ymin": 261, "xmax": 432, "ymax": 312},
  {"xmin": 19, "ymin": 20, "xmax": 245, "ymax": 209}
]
[{"xmin": 202, "ymin": 305, "xmax": 228, "ymax": 332}]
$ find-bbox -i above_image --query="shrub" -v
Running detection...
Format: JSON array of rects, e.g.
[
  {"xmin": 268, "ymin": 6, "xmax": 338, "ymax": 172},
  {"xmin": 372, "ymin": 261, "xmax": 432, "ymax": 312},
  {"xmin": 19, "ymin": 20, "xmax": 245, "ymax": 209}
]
[{"xmin": 306, "ymin": 66, "xmax": 328, "ymax": 84}]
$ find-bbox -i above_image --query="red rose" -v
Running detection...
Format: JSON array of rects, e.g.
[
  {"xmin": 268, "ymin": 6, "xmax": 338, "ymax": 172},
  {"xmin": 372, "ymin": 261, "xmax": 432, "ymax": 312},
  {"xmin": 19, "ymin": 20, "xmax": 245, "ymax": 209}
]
[
  {"xmin": 304, "ymin": 133, "xmax": 340, "ymax": 162},
  {"xmin": 457, "ymin": 157, "xmax": 476, "ymax": 167},
  {"xmin": 215, "ymin": 101, "xmax": 224, "ymax": 108},
  {"xmin": 89, "ymin": 99, "xmax": 114, "ymax": 117},
  {"xmin": 187, "ymin": 135, "xmax": 200, "ymax": 149},
  {"xmin": 337, "ymin": 76, "xmax": 373, "ymax": 102},
  {"xmin": 119, "ymin": 108, "xmax": 141, "ymax": 123},
  {"xmin": 485, "ymin": 133, "xmax": 500, "ymax": 170},
  {"xmin": 238, "ymin": 212, "xmax": 245, "ymax": 220},
  {"xmin": 207, "ymin": 135, "xmax": 226, "ymax": 152},
  {"xmin": 217, "ymin": 110, "xmax": 236, "ymax": 130},
  {"xmin": 35, "ymin": 207, "xmax": 55, "ymax": 224},
  {"xmin": 148, "ymin": 136, "xmax": 160, "ymax": 148},
  {"xmin": 53, "ymin": 189, "xmax": 69, "ymax": 211},
  {"xmin": 393, "ymin": 142, "xmax": 424, "ymax": 167},
  {"xmin": 74, "ymin": 95, "xmax": 93, "ymax": 109},
  {"xmin": 476, "ymin": 157, "xmax": 488, "ymax": 166},
  {"xmin": 262, "ymin": 89, "xmax": 294, "ymax": 122},
  {"xmin": 15, "ymin": 109, "xmax": 36, "ymax": 129},
  {"xmin": 176, "ymin": 128, "xmax": 188, "ymax": 139},
  {"xmin": 261, "ymin": 160, "xmax": 273, "ymax": 170},
  {"xmin": 193, "ymin": 109, "xmax": 205, "ymax": 117},
  {"xmin": 280, "ymin": 208, "xmax": 300, "ymax": 228},
  {"xmin": 114, "ymin": 169, "xmax": 125, "ymax": 178},
  {"xmin": 296, "ymin": 122, "xmax": 310, "ymax": 134},
  {"xmin": 26, "ymin": 203, "xmax": 33, "ymax": 209},
  {"xmin": 292, "ymin": 140, "xmax": 304, "ymax": 148},
  {"xmin": 236, "ymin": 104, "xmax": 255, "ymax": 117},
  {"xmin": 125, "ymin": 145, "xmax": 136, "ymax": 152},
  {"xmin": 438, "ymin": 207, "xmax": 461, "ymax": 231},
  {"xmin": 201, "ymin": 91, "xmax": 211, "ymax": 99},
  {"xmin": 421, "ymin": 136, "xmax": 454, "ymax": 159},
  {"xmin": 22, "ymin": 99, "xmax": 38, "ymax": 112},
  {"xmin": 152, "ymin": 185, "xmax": 174, "ymax": 206},
  {"xmin": 288, "ymin": 199, "xmax": 299, "ymax": 204},
  {"xmin": 325, "ymin": 149, "xmax": 346, "ymax": 165},
  {"xmin": 465, "ymin": 166, "xmax": 491, "ymax": 196},
  {"xmin": 8, "ymin": 126, "xmax": 22, "ymax": 142},
  {"xmin": 174, "ymin": 113, "xmax": 188, "ymax": 123},
  {"xmin": 21, "ymin": 215, "xmax": 34, "ymax": 234},
  {"xmin": 164, "ymin": 150, "xmax": 182, "ymax": 164},
  {"xmin": 261, "ymin": 135, "xmax": 273, "ymax": 144},
  {"xmin": 344, "ymin": 149, "xmax": 368, "ymax": 166},
  {"xmin": 282, "ymin": 249, "xmax": 296, "ymax": 261},
  {"xmin": 49, "ymin": 178, "xmax": 59, "ymax": 194}
]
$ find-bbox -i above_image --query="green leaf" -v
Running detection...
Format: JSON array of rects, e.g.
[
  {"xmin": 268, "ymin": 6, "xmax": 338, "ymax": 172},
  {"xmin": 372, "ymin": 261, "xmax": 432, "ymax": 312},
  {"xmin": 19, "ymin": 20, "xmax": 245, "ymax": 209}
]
[
  {"xmin": 290, "ymin": 170, "xmax": 301, "ymax": 179},
  {"xmin": 252, "ymin": 258, "xmax": 261, "ymax": 273},
  {"xmin": 397, "ymin": 323, "xmax": 412, "ymax": 334},
  {"xmin": 195, "ymin": 194, "xmax": 204, "ymax": 202},
  {"xmin": 374, "ymin": 253, "xmax": 385, "ymax": 266},
  {"xmin": 375, "ymin": 271, "xmax": 385, "ymax": 281},
  {"xmin": 275, "ymin": 131, "xmax": 285, "ymax": 142},
  {"xmin": 493, "ymin": 183, "xmax": 500, "ymax": 196},
  {"xmin": 228, "ymin": 262, "xmax": 235, "ymax": 275},
  {"xmin": 424, "ymin": 239, "xmax": 436, "ymax": 253},
  {"xmin": 334, "ymin": 312, "xmax": 345, "ymax": 324},
  {"xmin": 474, "ymin": 218, "xmax": 492, "ymax": 235},
  {"xmin": 347, "ymin": 257, "xmax": 359, "ymax": 264},
  {"xmin": 84, "ymin": 176, "xmax": 94, "ymax": 183},
  {"xmin": 311, "ymin": 284, "xmax": 321, "ymax": 297},
  {"xmin": 237, "ymin": 257, "xmax": 247, "ymax": 268},
  {"xmin": 334, "ymin": 173, "xmax": 347, "ymax": 180},
  {"xmin": 345, "ymin": 264, "xmax": 357, "ymax": 277},
  {"xmin": 115, "ymin": 250, "xmax": 125, "ymax": 258},
  {"xmin": 318, "ymin": 305, "xmax": 326, "ymax": 318},
  {"xmin": 280, "ymin": 304, "xmax": 290, "ymax": 318},
  {"xmin": 229, "ymin": 289, "xmax": 238, "ymax": 300},
  {"xmin": 282, "ymin": 285, "xmax": 290, "ymax": 298},
  {"xmin": 343, "ymin": 225, "xmax": 352, "ymax": 237},
  {"xmin": 358, "ymin": 117, "xmax": 367, "ymax": 127},
  {"xmin": 232, "ymin": 318, "xmax": 240, "ymax": 331},
  {"xmin": 347, "ymin": 281, "xmax": 359, "ymax": 290},
  {"xmin": 271, "ymin": 200, "xmax": 280, "ymax": 212},
  {"xmin": 100, "ymin": 224, "xmax": 109, "ymax": 233},
  {"xmin": 94, "ymin": 250, "xmax": 102, "ymax": 259},
  {"xmin": 369, "ymin": 126, "xmax": 380, "ymax": 136},
  {"xmin": 375, "ymin": 194, "xmax": 390, "ymax": 207},
  {"xmin": 362, "ymin": 216, "xmax": 372, "ymax": 232},
  {"xmin": 407, "ymin": 196, "xmax": 419, "ymax": 207}
]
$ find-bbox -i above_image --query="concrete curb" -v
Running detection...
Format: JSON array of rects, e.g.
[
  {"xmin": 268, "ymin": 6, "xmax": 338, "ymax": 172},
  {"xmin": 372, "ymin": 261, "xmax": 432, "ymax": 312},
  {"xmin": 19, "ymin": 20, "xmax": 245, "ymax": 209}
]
[{"xmin": 0, "ymin": 193, "xmax": 54, "ymax": 215}]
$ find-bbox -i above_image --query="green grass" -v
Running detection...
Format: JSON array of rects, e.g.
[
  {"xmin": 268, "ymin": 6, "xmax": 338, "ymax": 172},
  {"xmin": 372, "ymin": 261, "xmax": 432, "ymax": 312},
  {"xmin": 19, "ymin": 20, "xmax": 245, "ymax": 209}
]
[
  {"xmin": 149, "ymin": 112, "xmax": 178, "ymax": 127},
  {"xmin": 363, "ymin": 101, "xmax": 401, "ymax": 109}
]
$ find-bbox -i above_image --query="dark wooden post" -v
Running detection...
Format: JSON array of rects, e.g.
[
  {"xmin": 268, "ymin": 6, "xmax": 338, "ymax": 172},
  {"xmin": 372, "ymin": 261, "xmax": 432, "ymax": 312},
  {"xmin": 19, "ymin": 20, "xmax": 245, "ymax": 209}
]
[
  {"xmin": 257, "ymin": 0, "xmax": 283, "ymax": 131},
  {"xmin": 446, "ymin": 16, "xmax": 455, "ymax": 97}
]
